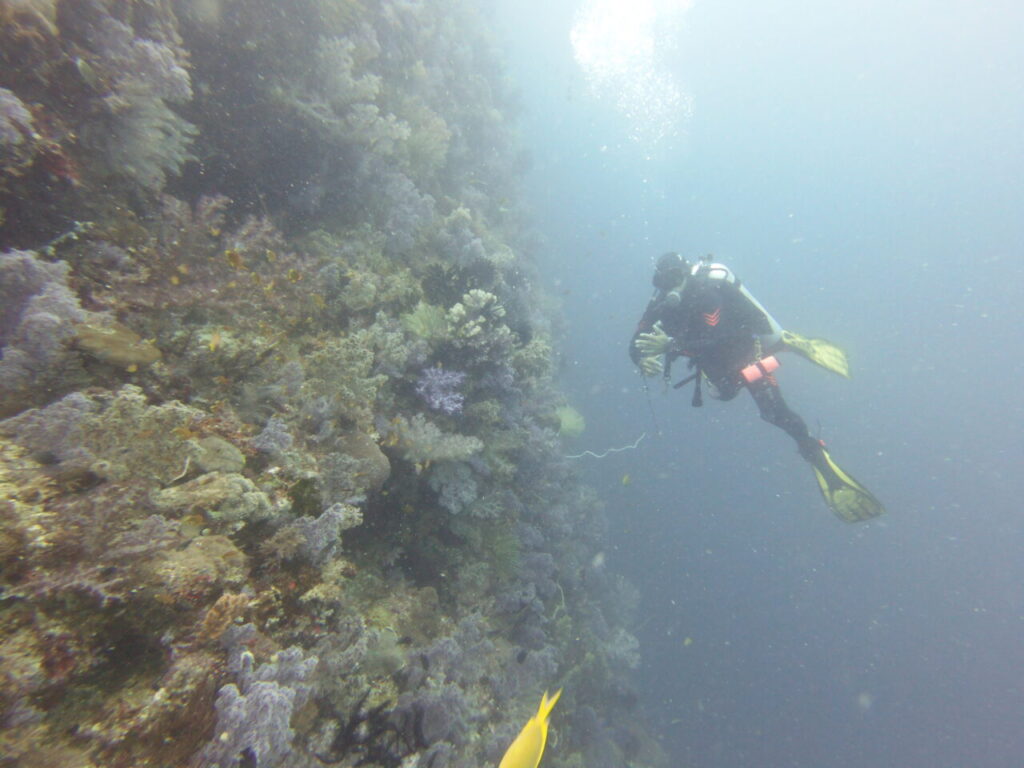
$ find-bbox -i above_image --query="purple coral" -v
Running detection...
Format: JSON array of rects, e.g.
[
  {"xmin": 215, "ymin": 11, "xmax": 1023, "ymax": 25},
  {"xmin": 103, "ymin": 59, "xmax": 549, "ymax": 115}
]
[
  {"xmin": 202, "ymin": 681, "xmax": 299, "ymax": 768},
  {"xmin": 252, "ymin": 416, "xmax": 294, "ymax": 456},
  {"xmin": 202, "ymin": 632, "xmax": 318, "ymax": 768},
  {"xmin": 0, "ymin": 391, "xmax": 97, "ymax": 464},
  {"xmin": 416, "ymin": 366, "xmax": 466, "ymax": 415},
  {"xmin": 0, "ymin": 250, "xmax": 90, "ymax": 401},
  {"xmin": 291, "ymin": 503, "xmax": 362, "ymax": 564}
]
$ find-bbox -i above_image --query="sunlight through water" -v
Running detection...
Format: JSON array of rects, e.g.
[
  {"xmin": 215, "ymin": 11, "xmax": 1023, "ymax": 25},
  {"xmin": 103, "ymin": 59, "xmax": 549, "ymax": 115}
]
[{"xmin": 570, "ymin": 0, "xmax": 694, "ymax": 143}]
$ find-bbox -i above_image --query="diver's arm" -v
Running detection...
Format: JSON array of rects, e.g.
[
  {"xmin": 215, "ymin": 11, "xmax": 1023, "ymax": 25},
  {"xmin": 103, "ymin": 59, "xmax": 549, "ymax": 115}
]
[{"xmin": 629, "ymin": 292, "xmax": 665, "ymax": 365}]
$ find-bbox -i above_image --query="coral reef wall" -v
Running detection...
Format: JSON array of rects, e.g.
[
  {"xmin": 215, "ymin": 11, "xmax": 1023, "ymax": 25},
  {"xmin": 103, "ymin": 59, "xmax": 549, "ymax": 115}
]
[{"xmin": 0, "ymin": 2, "xmax": 663, "ymax": 767}]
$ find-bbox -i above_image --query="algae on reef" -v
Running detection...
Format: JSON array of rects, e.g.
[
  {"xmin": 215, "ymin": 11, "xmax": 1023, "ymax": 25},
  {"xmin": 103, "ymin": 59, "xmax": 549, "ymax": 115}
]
[{"xmin": 0, "ymin": 2, "xmax": 664, "ymax": 767}]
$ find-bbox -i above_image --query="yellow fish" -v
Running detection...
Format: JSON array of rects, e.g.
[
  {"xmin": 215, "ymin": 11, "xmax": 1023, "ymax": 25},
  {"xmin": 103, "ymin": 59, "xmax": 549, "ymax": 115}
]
[
  {"xmin": 499, "ymin": 689, "xmax": 562, "ymax": 768},
  {"xmin": 620, "ymin": 473, "xmax": 632, "ymax": 486}
]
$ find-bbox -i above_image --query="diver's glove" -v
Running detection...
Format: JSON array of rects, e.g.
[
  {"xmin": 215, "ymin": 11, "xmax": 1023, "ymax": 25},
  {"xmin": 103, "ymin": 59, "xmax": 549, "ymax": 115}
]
[
  {"xmin": 634, "ymin": 322, "xmax": 673, "ymax": 357},
  {"xmin": 638, "ymin": 354, "xmax": 664, "ymax": 378}
]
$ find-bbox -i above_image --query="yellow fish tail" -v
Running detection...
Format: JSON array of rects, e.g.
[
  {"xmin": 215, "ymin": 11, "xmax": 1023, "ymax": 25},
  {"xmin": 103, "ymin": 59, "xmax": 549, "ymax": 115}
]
[
  {"xmin": 498, "ymin": 689, "xmax": 562, "ymax": 768},
  {"xmin": 537, "ymin": 688, "xmax": 562, "ymax": 722}
]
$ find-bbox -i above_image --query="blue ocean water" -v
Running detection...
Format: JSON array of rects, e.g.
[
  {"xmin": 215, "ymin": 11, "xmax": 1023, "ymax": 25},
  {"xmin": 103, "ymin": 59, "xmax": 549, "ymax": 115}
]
[{"xmin": 494, "ymin": 1, "xmax": 1024, "ymax": 766}]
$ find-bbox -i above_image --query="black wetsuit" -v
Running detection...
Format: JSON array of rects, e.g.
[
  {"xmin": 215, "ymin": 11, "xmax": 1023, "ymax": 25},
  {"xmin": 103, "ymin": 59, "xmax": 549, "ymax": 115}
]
[{"xmin": 630, "ymin": 263, "xmax": 823, "ymax": 461}]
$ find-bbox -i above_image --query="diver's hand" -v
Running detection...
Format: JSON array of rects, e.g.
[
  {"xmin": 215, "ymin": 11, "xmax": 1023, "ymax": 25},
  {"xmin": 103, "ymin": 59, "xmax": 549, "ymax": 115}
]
[
  {"xmin": 638, "ymin": 354, "xmax": 664, "ymax": 377},
  {"xmin": 634, "ymin": 323, "xmax": 673, "ymax": 357}
]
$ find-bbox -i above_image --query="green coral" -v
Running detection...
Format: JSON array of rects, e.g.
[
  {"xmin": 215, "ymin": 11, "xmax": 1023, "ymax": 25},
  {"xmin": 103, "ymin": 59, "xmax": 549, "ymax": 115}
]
[
  {"xmin": 150, "ymin": 472, "xmax": 274, "ymax": 525},
  {"xmin": 389, "ymin": 413, "xmax": 483, "ymax": 463},
  {"xmin": 401, "ymin": 300, "xmax": 449, "ymax": 342},
  {"xmin": 54, "ymin": 385, "xmax": 204, "ymax": 486},
  {"xmin": 399, "ymin": 101, "xmax": 452, "ymax": 182},
  {"xmin": 463, "ymin": 398, "xmax": 504, "ymax": 429},
  {"xmin": 511, "ymin": 334, "xmax": 554, "ymax": 383},
  {"xmin": 555, "ymin": 405, "xmax": 586, "ymax": 438},
  {"xmin": 446, "ymin": 289, "xmax": 516, "ymax": 362},
  {"xmin": 339, "ymin": 268, "xmax": 380, "ymax": 312},
  {"xmin": 303, "ymin": 329, "xmax": 392, "ymax": 431}
]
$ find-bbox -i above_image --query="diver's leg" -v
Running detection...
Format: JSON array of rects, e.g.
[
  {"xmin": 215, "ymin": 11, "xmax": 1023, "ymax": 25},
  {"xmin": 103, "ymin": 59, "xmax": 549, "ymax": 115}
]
[
  {"xmin": 746, "ymin": 377, "xmax": 825, "ymax": 467},
  {"xmin": 747, "ymin": 378, "xmax": 885, "ymax": 521}
]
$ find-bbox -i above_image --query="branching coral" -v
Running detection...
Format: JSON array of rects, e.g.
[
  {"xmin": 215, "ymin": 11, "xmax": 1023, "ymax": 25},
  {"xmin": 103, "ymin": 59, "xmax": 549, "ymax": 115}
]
[
  {"xmin": 401, "ymin": 300, "xmax": 449, "ymax": 343},
  {"xmin": 426, "ymin": 460, "xmax": 479, "ymax": 515},
  {"xmin": 315, "ymin": 689, "xmax": 416, "ymax": 767},
  {"xmin": 302, "ymin": 320, "xmax": 411, "ymax": 431},
  {"xmin": 446, "ymin": 289, "xmax": 517, "ymax": 366},
  {"xmin": 75, "ymin": 11, "xmax": 197, "ymax": 189},
  {"xmin": 385, "ymin": 414, "xmax": 483, "ymax": 464}
]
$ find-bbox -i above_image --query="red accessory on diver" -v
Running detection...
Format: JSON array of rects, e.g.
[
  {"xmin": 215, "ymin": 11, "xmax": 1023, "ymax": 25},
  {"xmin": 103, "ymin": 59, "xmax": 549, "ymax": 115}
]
[{"xmin": 740, "ymin": 355, "xmax": 780, "ymax": 384}]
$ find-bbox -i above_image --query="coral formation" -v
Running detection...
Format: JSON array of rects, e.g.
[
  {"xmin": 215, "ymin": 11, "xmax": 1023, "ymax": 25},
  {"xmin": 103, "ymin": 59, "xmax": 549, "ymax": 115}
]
[
  {"xmin": 415, "ymin": 365, "xmax": 467, "ymax": 415},
  {"xmin": 555, "ymin": 405, "xmax": 587, "ymax": 438},
  {"xmin": 0, "ymin": 249, "xmax": 94, "ymax": 415},
  {"xmin": 0, "ymin": 2, "xmax": 663, "ymax": 768}
]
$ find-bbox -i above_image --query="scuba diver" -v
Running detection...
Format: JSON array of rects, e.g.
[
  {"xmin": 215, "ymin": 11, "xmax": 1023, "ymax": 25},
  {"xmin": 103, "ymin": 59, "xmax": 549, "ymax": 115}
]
[{"xmin": 629, "ymin": 252, "xmax": 884, "ymax": 522}]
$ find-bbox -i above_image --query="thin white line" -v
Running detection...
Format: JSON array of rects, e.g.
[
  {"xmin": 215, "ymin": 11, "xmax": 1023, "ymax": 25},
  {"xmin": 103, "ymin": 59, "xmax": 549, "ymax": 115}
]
[{"xmin": 565, "ymin": 432, "xmax": 646, "ymax": 460}]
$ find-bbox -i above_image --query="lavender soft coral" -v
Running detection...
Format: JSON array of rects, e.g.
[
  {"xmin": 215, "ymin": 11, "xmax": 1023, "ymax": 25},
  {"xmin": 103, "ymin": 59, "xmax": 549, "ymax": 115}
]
[
  {"xmin": 416, "ymin": 365, "xmax": 466, "ymax": 415},
  {"xmin": 200, "ymin": 636, "xmax": 318, "ymax": 768},
  {"xmin": 0, "ymin": 250, "xmax": 92, "ymax": 414},
  {"xmin": 252, "ymin": 416, "xmax": 294, "ymax": 457}
]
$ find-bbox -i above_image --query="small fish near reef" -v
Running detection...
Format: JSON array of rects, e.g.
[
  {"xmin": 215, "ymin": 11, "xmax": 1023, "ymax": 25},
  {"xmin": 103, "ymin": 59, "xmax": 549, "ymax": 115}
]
[{"xmin": 499, "ymin": 689, "xmax": 562, "ymax": 768}]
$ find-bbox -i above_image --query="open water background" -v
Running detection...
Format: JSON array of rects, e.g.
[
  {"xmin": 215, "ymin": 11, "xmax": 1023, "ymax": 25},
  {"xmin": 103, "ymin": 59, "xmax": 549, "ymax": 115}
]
[{"xmin": 493, "ymin": 1, "xmax": 1024, "ymax": 766}]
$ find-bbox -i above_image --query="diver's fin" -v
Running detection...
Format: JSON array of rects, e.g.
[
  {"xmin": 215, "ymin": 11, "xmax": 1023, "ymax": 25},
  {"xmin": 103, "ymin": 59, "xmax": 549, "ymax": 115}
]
[
  {"xmin": 810, "ymin": 448, "xmax": 885, "ymax": 522},
  {"xmin": 781, "ymin": 330, "xmax": 850, "ymax": 378}
]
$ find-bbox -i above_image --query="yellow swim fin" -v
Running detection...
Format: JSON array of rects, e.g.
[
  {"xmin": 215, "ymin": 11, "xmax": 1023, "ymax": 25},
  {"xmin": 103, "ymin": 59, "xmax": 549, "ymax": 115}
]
[
  {"xmin": 811, "ymin": 448, "xmax": 885, "ymax": 522},
  {"xmin": 781, "ymin": 330, "xmax": 850, "ymax": 378}
]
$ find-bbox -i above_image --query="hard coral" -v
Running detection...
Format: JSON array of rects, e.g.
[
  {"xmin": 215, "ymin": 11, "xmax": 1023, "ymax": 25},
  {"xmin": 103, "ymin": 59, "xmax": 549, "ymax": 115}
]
[
  {"xmin": 150, "ymin": 471, "xmax": 273, "ymax": 525},
  {"xmin": 72, "ymin": 320, "xmax": 162, "ymax": 369},
  {"xmin": 1, "ymin": 385, "xmax": 205, "ymax": 485},
  {"xmin": 145, "ymin": 534, "xmax": 249, "ymax": 609}
]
